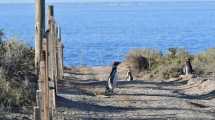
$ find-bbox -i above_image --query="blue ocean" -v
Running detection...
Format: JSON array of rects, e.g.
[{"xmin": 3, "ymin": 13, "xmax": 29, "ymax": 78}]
[{"xmin": 0, "ymin": 2, "xmax": 215, "ymax": 66}]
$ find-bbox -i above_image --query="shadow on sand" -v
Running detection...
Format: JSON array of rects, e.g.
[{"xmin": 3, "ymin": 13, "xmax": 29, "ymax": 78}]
[
  {"xmin": 59, "ymin": 77, "xmax": 215, "ymax": 101},
  {"xmin": 56, "ymin": 96, "xmax": 141, "ymax": 113}
]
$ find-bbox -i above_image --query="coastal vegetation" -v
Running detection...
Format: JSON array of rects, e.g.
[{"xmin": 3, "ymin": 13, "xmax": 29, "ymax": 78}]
[
  {"xmin": 0, "ymin": 29, "xmax": 214, "ymax": 110},
  {"xmin": 125, "ymin": 48, "xmax": 215, "ymax": 80},
  {"xmin": 0, "ymin": 31, "xmax": 36, "ymax": 109}
]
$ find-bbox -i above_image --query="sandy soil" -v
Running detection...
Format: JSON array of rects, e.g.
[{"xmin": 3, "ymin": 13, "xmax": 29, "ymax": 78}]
[{"xmin": 55, "ymin": 67, "xmax": 215, "ymax": 120}]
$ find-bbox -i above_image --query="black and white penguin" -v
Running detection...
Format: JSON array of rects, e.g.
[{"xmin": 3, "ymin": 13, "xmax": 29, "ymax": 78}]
[
  {"xmin": 183, "ymin": 58, "xmax": 193, "ymax": 75},
  {"xmin": 105, "ymin": 61, "xmax": 121, "ymax": 96},
  {"xmin": 126, "ymin": 66, "xmax": 133, "ymax": 81}
]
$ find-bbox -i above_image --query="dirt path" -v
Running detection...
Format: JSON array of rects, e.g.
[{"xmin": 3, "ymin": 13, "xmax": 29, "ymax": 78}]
[{"xmin": 54, "ymin": 73, "xmax": 215, "ymax": 120}]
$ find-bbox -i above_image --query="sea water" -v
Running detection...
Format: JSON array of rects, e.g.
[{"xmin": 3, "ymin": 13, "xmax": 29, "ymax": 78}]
[{"xmin": 0, "ymin": 1, "xmax": 215, "ymax": 66}]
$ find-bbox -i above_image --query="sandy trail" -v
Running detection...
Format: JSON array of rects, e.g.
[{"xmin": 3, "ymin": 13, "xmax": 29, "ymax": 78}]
[{"xmin": 54, "ymin": 72, "xmax": 215, "ymax": 120}]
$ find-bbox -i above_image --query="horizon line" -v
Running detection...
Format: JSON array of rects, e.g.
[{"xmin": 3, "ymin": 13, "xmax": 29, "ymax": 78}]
[{"xmin": 0, "ymin": 0, "xmax": 215, "ymax": 4}]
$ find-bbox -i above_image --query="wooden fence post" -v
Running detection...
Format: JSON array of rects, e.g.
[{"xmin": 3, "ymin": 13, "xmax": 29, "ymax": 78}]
[
  {"xmin": 35, "ymin": 0, "xmax": 45, "ymax": 74},
  {"xmin": 54, "ymin": 24, "xmax": 58, "ymax": 93},
  {"xmin": 33, "ymin": 106, "xmax": 40, "ymax": 120},
  {"xmin": 34, "ymin": 90, "xmax": 42, "ymax": 120},
  {"xmin": 35, "ymin": 3, "xmax": 64, "ymax": 120},
  {"xmin": 47, "ymin": 5, "xmax": 56, "ymax": 112},
  {"xmin": 47, "ymin": 5, "xmax": 55, "ymax": 86},
  {"xmin": 57, "ymin": 26, "xmax": 64, "ymax": 80},
  {"xmin": 39, "ymin": 50, "xmax": 49, "ymax": 120}
]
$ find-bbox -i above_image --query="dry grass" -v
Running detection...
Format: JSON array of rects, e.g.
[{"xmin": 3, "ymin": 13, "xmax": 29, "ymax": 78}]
[
  {"xmin": 0, "ymin": 32, "xmax": 36, "ymax": 108},
  {"xmin": 66, "ymin": 48, "xmax": 215, "ymax": 81},
  {"xmin": 193, "ymin": 48, "xmax": 215, "ymax": 75},
  {"xmin": 126, "ymin": 48, "xmax": 161, "ymax": 71},
  {"xmin": 125, "ymin": 48, "xmax": 214, "ymax": 80}
]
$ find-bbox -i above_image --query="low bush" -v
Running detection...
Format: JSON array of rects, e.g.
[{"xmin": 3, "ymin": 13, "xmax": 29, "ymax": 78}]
[
  {"xmin": 126, "ymin": 48, "xmax": 161, "ymax": 72},
  {"xmin": 193, "ymin": 48, "xmax": 215, "ymax": 75},
  {"xmin": 125, "ymin": 48, "xmax": 214, "ymax": 80},
  {"xmin": 0, "ymin": 31, "xmax": 36, "ymax": 108}
]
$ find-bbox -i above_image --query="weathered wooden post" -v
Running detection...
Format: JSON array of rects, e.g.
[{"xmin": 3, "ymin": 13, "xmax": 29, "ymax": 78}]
[
  {"xmin": 57, "ymin": 26, "xmax": 64, "ymax": 80},
  {"xmin": 58, "ymin": 26, "xmax": 64, "ymax": 73},
  {"xmin": 40, "ymin": 50, "xmax": 49, "ymax": 120},
  {"xmin": 54, "ymin": 24, "xmax": 58, "ymax": 93},
  {"xmin": 47, "ymin": 5, "xmax": 56, "ymax": 114},
  {"xmin": 33, "ymin": 90, "xmax": 42, "ymax": 120},
  {"xmin": 34, "ymin": 0, "xmax": 46, "ymax": 120},
  {"xmin": 61, "ymin": 43, "xmax": 64, "ymax": 78},
  {"xmin": 35, "ymin": 0, "xmax": 45, "ymax": 74},
  {"xmin": 34, "ymin": 1, "xmax": 64, "ymax": 119},
  {"xmin": 47, "ymin": 5, "xmax": 55, "ymax": 85},
  {"xmin": 44, "ymin": 38, "xmax": 50, "ymax": 119},
  {"xmin": 33, "ymin": 106, "xmax": 40, "ymax": 120}
]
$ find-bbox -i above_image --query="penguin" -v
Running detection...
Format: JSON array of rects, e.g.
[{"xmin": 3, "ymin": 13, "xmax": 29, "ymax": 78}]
[
  {"xmin": 126, "ymin": 66, "xmax": 133, "ymax": 81},
  {"xmin": 105, "ymin": 61, "xmax": 121, "ymax": 96},
  {"xmin": 183, "ymin": 58, "xmax": 193, "ymax": 75}
]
